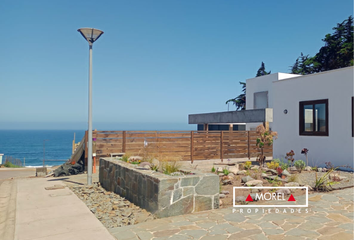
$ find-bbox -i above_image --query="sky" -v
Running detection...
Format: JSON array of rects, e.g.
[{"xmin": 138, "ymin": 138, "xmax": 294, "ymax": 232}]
[{"xmin": 0, "ymin": 0, "xmax": 353, "ymax": 130}]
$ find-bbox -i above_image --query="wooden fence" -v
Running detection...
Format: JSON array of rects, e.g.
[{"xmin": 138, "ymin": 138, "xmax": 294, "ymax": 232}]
[{"xmin": 84, "ymin": 130, "xmax": 272, "ymax": 163}]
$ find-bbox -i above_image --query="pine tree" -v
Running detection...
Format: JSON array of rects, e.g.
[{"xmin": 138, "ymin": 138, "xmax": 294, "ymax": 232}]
[
  {"xmin": 226, "ymin": 82, "xmax": 246, "ymax": 110},
  {"xmin": 256, "ymin": 62, "xmax": 271, "ymax": 77},
  {"xmin": 226, "ymin": 62, "xmax": 271, "ymax": 110},
  {"xmin": 291, "ymin": 16, "xmax": 353, "ymax": 74}
]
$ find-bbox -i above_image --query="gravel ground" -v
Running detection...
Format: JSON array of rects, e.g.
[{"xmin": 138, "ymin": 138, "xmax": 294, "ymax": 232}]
[
  {"xmin": 297, "ymin": 171, "xmax": 354, "ymax": 190},
  {"xmin": 69, "ymin": 183, "xmax": 155, "ymax": 228}
]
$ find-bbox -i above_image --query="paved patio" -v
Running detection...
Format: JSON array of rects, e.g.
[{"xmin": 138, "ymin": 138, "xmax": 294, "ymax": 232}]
[{"xmin": 109, "ymin": 188, "xmax": 354, "ymax": 240}]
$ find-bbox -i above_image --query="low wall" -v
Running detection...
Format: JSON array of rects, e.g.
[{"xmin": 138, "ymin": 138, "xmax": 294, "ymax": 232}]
[{"xmin": 99, "ymin": 158, "xmax": 219, "ymax": 218}]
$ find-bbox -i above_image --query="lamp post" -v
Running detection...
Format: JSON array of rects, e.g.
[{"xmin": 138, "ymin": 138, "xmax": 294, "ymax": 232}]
[
  {"xmin": 43, "ymin": 139, "xmax": 49, "ymax": 167},
  {"xmin": 78, "ymin": 28, "xmax": 104, "ymax": 185}
]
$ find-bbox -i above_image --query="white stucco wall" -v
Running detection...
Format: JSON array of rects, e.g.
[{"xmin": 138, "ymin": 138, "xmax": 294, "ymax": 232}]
[
  {"xmin": 272, "ymin": 67, "xmax": 354, "ymax": 168},
  {"xmin": 245, "ymin": 73, "xmax": 300, "ymax": 130}
]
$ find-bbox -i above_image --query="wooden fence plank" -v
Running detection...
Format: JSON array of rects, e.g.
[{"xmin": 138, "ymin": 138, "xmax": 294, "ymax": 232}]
[
  {"xmin": 122, "ymin": 131, "xmax": 126, "ymax": 153},
  {"xmin": 91, "ymin": 130, "xmax": 273, "ymax": 162}
]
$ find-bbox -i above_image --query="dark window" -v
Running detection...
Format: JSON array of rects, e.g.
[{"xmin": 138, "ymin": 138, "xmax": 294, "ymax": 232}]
[
  {"xmin": 233, "ymin": 125, "xmax": 246, "ymax": 131},
  {"xmin": 299, "ymin": 99, "xmax": 328, "ymax": 136}
]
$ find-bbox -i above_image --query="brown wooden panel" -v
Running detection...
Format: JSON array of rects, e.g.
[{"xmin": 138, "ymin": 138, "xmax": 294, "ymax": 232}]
[
  {"xmin": 96, "ymin": 143, "xmax": 123, "ymax": 148},
  {"xmin": 193, "ymin": 135, "xmax": 221, "ymax": 139},
  {"xmin": 157, "ymin": 133, "xmax": 192, "ymax": 138},
  {"xmin": 157, "ymin": 146, "xmax": 189, "ymax": 151},
  {"xmin": 194, "ymin": 142, "xmax": 220, "ymax": 147},
  {"xmin": 222, "ymin": 137, "xmax": 248, "ymax": 141},
  {"xmin": 89, "ymin": 130, "xmax": 273, "ymax": 162},
  {"xmin": 126, "ymin": 133, "xmax": 159, "ymax": 138},
  {"xmin": 95, "ymin": 131, "xmax": 123, "ymax": 134},
  {"xmin": 158, "ymin": 143, "xmax": 191, "ymax": 148}
]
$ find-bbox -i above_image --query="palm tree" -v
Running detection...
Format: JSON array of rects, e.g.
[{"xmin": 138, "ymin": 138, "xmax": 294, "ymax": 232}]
[{"xmin": 225, "ymin": 82, "xmax": 246, "ymax": 110}]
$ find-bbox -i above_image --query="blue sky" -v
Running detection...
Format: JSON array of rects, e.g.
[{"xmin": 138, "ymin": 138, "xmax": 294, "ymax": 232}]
[{"xmin": 0, "ymin": 0, "xmax": 352, "ymax": 130}]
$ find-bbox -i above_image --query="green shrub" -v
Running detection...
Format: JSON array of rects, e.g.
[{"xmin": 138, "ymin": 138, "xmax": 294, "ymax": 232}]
[
  {"xmin": 280, "ymin": 161, "xmax": 289, "ymax": 170},
  {"xmin": 161, "ymin": 161, "xmax": 180, "ymax": 175},
  {"xmin": 294, "ymin": 160, "xmax": 306, "ymax": 173},
  {"xmin": 273, "ymin": 158, "xmax": 281, "ymax": 164},
  {"xmin": 4, "ymin": 161, "xmax": 21, "ymax": 168},
  {"xmin": 211, "ymin": 166, "xmax": 216, "ymax": 173},
  {"xmin": 272, "ymin": 158, "xmax": 289, "ymax": 170},
  {"xmin": 121, "ymin": 154, "xmax": 130, "ymax": 162},
  {"xmin": 151, "ymin": 164, "xmax": 159, "ymax": 171},
  {"xmin": 287, "ymin": 174, "xmax": 298, "ymax": 183},
  {"xmin": 244, "ymin": 161, "xmax": 252, "ymax": 170},
  {"xmin": 267, "ymin": 177, "xmax": 282, "ymax": 186},
  {"xmin": 266, "ymin": 161, "xmax": 279, "ymax": 169},
  {"xmin": 239, "ymin": 163, "xmax": 244, "ymax": 170},
  {"xmin": 315, "ymin": 168, "xmax": 339, "ymax": 191},
  {"xmin": 223, "ymin": 168, "xmax": 229, "ymax": 175}
]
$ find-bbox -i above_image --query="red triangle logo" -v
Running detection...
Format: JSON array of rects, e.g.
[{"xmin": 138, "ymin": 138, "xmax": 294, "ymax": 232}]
[
  {"xmin": 245, "ymin": 194, "xmax": 253, "ymax": 201},
  {"xmin": 288, "ymin": 194, "xmax": 296, "ymax": 201}
]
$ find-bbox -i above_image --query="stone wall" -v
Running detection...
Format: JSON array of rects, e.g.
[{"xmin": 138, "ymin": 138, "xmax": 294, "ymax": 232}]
[{"xmin": 99, "ymin": 158, "xmax": 219, "ymax": 218}]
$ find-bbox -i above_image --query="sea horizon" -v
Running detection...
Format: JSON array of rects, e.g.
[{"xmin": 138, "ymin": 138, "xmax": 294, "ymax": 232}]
[
  {"xmin": 0, "ymin": 124, "xmax": 196, "ymax": 167},
  {"xmin": 0, "ymin": 122, "xmax": 195, "ymax": 131}
]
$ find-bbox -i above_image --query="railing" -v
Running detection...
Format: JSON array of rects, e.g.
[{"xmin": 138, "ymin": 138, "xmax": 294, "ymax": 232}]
[{"xmin": 84, "ymin": 130, "xmax": 273, "ymax": 163}]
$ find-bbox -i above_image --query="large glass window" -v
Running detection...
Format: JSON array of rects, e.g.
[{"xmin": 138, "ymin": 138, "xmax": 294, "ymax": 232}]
[{"xmin": 299, "ymin": 99, "xmax": 328, "ymax": 136}]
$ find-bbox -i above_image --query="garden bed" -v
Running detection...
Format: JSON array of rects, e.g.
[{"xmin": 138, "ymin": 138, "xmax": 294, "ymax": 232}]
[
  {"xmin": 99, "ymin": 157, "xmax": 220, "ymax": 218},
  {"xmin": 297, "ymin": 171, "xmax": 354, "ymax": 190},
  {"xmin": 214, "ymin": 160, "xmax": 354, "ymax": 207}
]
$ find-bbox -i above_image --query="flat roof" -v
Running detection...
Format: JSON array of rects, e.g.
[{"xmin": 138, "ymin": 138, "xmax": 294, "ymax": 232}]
[{"xmin": 189, "ymin": 109, "xmax": 273, "ymax": 124}]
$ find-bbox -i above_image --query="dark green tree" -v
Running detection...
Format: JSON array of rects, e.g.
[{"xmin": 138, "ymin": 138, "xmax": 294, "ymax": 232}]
[
  {"xmin": 256, "ymin": 62, "xmax": 271, "ymax": 77},
  {"xmin": 226, "ymin": 82, "xmax": 246, "ymax": 110},
  {"xmin": 314, "ymin": 16, "xmax": 353, "ymax": 71},
  {"xmin": 291, "ymin": 16, "xmax": 353, "ymax": 74},
  {"xmin": 291, "ymin": 53, "xmax": 314, "ymax": 74},
  {"xmin": 226, "ymin": 62, "xmax": 271, "ymax": 110}
]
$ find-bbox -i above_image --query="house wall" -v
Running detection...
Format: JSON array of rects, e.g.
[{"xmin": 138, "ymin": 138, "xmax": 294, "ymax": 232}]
[
  {"xmin": 272, "ymin": 67, "xmax": 354, "ymax": 168},
  {"xmin": 245, "ymin": 73, "xmax": 300, "ymax": 130}
]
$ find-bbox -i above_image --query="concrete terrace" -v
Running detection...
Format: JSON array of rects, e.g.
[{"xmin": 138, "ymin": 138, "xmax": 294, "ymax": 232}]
[
  {"xmin": 1, "ymin": 168, "xmax": 353, "ymax": 240},
  {"xmin": 109, "ymin": 188, "xmax": 354, "ymax": 240}
]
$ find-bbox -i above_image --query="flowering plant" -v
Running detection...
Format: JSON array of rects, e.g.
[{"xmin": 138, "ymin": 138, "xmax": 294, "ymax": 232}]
[
  {"xmin": 301, "ymin": 148, "xmax": 309, "ymax": 154},
  {"xmin": 256, "ymin": 124, "xmax": 278, "ymax": 168},
  {"xmin": 285, "ymin": 150, "xmax": 295, "ymax": 166},
  {"xmin": 276, "ymin": 167, "xmax": 283, "ymax": 175},
  {"xmin": 128, "ymin": 158, "xmax": 141, "ymax": 164},
  {"xmin": 301, "ymin": 148, "xmax": 309, "ymax": 166}
]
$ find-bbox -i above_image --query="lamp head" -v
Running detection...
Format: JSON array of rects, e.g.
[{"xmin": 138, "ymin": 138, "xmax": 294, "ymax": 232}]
[{"xmin": 78, "ymin": 28, "xmax": 104, "ymax": 44}]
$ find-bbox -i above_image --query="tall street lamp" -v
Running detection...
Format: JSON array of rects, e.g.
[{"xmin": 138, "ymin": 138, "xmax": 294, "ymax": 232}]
[{"xmin": 78, "ymin": 28, "xmax": 104, "ymax": 185}]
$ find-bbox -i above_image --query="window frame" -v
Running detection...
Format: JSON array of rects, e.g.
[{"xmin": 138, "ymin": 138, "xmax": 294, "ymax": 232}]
[
  {"xmin": 299, "ymin": 99, "xmax": 329, "ymax": 136},
  {"xmin": 253, "ymin": 91, "xmax": 269, "ymax": 109}
]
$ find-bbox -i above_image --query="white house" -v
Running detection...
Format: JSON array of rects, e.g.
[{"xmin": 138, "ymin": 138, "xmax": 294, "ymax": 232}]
[{"xmin": 246, "ymin": 67, "xmax": 354, "ymax": 168}]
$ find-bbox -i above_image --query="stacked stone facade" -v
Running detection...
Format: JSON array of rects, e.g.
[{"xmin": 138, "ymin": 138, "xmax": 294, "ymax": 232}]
[{"xmin": 99, "ymin": 158, "xmax": 219, "ymax": 218}]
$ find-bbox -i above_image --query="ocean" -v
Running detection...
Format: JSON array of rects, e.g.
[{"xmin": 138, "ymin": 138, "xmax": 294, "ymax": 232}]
[
  {"xmin": 0, "ymin": 130, "xmax": 85, "ymax": 167},
  {"xmin": 0, "ymin": 123, "xmax": 195, "ymax": 167}
]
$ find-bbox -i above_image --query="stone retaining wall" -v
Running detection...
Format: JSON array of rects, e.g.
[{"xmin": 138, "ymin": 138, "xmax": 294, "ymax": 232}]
[{"xmin": 99, "ymin": 158, "xmax": 219, "ymax": 218}]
